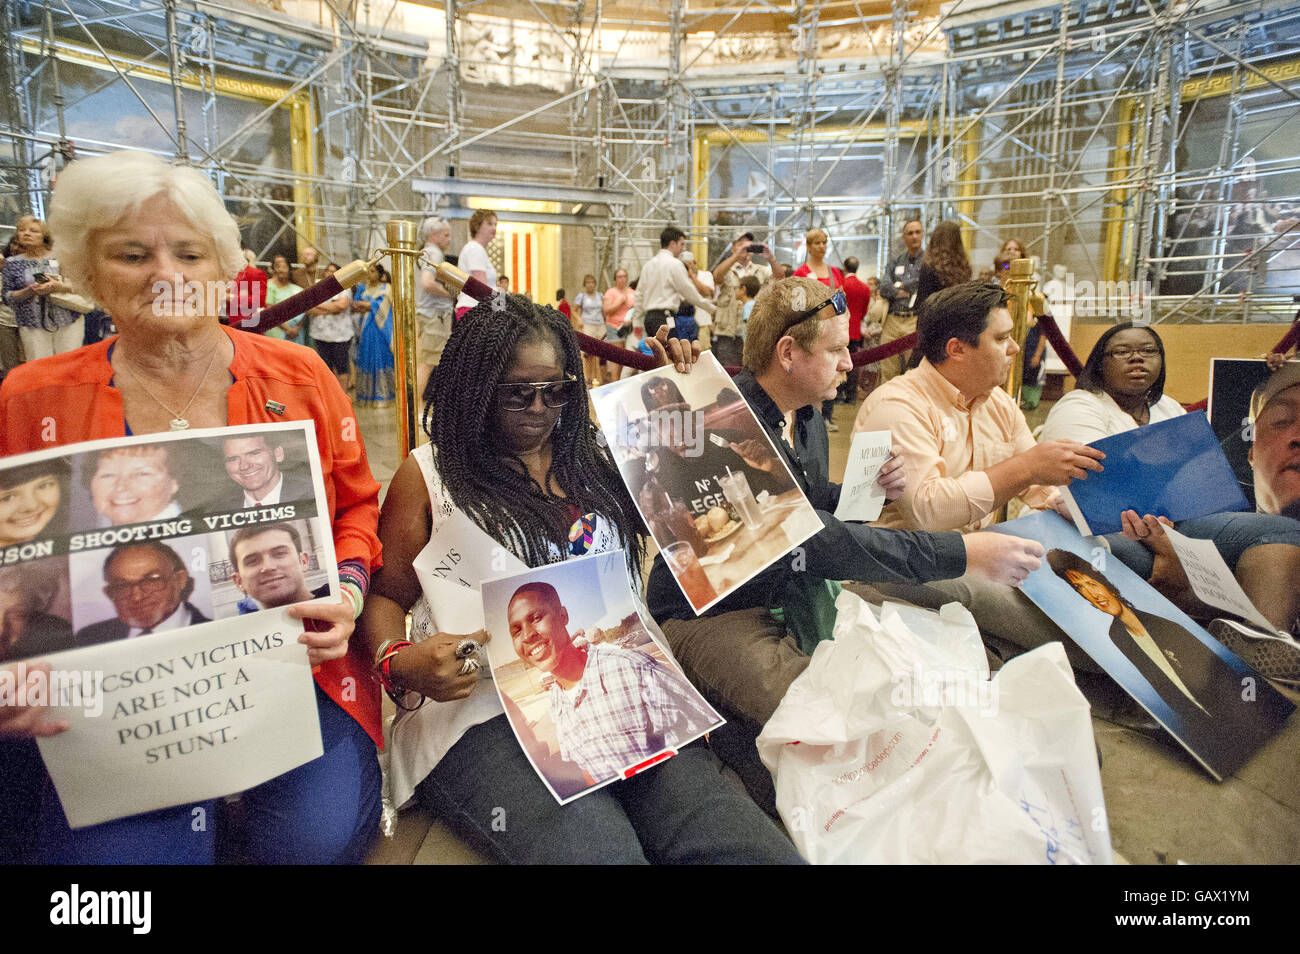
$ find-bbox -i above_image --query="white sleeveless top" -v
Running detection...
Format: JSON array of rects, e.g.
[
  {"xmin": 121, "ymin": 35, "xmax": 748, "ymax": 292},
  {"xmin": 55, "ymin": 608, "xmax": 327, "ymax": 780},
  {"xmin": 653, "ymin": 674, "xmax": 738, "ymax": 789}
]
[{"xmin": 383, "ymin": 442, "xmax": 623, "ymax": 811}]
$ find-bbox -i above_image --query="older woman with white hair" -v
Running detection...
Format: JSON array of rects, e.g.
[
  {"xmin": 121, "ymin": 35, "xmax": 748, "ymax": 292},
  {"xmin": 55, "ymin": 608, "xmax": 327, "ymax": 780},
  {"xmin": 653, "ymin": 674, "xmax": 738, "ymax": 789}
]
[{"xmin": 0, "ymin": 150, "xmax": 383, "ymax": 864}]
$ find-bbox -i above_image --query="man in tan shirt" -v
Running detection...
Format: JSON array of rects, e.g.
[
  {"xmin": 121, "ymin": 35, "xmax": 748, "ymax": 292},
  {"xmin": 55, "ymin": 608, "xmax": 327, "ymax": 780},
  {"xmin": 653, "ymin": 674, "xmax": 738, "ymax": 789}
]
[
  {"xmin": 856, "ymin": 281, "xmax": 1103, "ymax": 532},
  {"xmin": 853, "ymin": 282, "xmax": 1108, "ymax": 674}
]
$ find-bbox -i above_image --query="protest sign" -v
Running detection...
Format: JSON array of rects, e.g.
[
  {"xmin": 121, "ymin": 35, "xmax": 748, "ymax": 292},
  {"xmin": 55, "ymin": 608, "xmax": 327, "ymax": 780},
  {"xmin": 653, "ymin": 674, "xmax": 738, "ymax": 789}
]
[
  {"xmin": 0, "ymin": 422, "xmax": 336, "ymax": 827},
  {"xmin": 589, "ymin": 352, "xmax": 822, "ymax": 613},
  {"xmin": 480, "ymin": 551, "xmax": 725, "ymax": 804},
  {"xmin": 833, "ymin": 430, "xmax": 891, "ymax": 523},
  {"xmin": 993, "ymin": 511, "xmax": 1293, "ymax": 781},
  {"xmin": 1160, "ymin": 526, "xmax": 1277, "ymax": 632}
]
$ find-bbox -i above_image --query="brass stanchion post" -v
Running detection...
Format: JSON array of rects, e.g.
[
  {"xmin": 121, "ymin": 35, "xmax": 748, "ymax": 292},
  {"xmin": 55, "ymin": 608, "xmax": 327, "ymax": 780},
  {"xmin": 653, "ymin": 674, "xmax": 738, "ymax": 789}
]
[
  {"xmin": 386, "ymin": 219, "xmax": 421, "ymax": 455},
  {"xmin": 1004, "ymin": 257, "xmax": 1037, "ymax": 402}
]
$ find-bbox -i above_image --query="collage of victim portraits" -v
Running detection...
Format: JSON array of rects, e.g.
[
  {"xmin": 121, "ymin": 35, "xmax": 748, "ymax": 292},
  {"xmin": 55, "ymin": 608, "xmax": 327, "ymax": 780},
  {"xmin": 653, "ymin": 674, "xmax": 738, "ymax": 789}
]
[{"xmin": 0, "ymin": 422, "xmax": 335, "ymax": 664}]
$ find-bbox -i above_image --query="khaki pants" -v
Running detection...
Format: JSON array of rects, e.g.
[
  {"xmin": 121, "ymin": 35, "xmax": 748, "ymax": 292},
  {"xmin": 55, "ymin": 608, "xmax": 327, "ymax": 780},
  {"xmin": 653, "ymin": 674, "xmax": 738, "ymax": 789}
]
[
  {"xmin": 877, "ymin": 311, "xmax": 916, "ymax": 383},
  {"xmin": 0, "ymin": 324, "xmax": 23, "ymax": 375},
  {"xmin": 661, "ymin": 607, "xmax": 809, "ymax": 815},
  {"xmin": 416, "ymin": 310, "xmax": 453, "ymax": 369},
  {"xmin": 852, "ymin": 576, "xmax": 1104, "ymax": 675},
  {"xmin": 661, "ymin": 607, "xmax": 809, "ymax": 728},
  {"xmin": 19, "ymin": 320, "xmax": 84, "ymax": 361}
]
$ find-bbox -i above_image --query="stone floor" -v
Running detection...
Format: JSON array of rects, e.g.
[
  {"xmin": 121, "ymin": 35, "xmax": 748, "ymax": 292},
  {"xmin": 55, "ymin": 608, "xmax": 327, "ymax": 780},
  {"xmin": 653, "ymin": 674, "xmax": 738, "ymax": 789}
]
[{"xmin": 355, "ymin": 388, "xmax": 1300, "ymax": 865}]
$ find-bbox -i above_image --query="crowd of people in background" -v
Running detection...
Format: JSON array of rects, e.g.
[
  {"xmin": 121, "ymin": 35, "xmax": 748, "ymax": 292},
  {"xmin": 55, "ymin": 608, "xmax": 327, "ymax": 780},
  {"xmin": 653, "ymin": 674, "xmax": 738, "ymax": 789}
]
[
  {"xmin": 0, "ymin": 202, "xmax": 1020, "ymax": 423},
  {"xmin": 0, "ymin": 216, "xmax": 405, "ymax": 407},
  {"xmin": 0, "ymin": 204, "xmax": 1156, "ymax": 433}
]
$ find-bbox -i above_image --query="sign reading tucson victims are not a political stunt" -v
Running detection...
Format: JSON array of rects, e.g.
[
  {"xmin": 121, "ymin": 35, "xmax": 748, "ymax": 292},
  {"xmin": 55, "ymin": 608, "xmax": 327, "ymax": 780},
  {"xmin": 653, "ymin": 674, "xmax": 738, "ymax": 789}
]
[{"xmin": 0, "ymin": 422, "xmax": 337, "ymax": 828}]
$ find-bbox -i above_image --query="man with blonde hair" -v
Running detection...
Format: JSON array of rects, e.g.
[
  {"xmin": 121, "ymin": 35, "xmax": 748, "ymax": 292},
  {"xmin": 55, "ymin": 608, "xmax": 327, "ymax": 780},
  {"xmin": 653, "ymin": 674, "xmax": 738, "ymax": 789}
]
[
  {"xmin": 645, "ymin": 274, "xmax": 1046, "ymax": 810},
  {"xmin": 457, "ymin": 209, "xmax": 498, "ymax": 315}
]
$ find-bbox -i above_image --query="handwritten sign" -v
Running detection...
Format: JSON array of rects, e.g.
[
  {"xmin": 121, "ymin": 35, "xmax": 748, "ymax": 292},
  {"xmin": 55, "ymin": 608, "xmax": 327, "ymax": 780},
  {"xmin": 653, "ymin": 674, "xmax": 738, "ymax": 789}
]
[
  {"xmin": 834, "ymin": 430, "xmax": 892, "ymax": 523},
  {"xmin": 1161, "ymin": 526, "xmax": 1276, "ymax": 632},
  {"xmin": 411, "ymin": 504, "xmax": 532, "ymax": 635}
]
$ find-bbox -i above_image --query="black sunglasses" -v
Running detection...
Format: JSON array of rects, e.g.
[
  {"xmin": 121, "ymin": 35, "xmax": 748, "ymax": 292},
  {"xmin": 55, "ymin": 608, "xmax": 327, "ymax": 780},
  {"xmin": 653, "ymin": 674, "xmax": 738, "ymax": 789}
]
[
  {"xmin": 495, "ymin": 375, "xmax": 580, "ymax": 411},
  {"xmin": 784, "ymin": 288, "xmax": 848, "ymax": 331}
]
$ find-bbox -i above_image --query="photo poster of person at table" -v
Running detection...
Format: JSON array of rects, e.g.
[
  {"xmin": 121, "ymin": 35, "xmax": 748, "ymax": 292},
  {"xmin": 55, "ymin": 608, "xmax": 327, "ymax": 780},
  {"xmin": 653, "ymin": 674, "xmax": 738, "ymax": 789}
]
[
  {"xmin": 480, "ymin": 551, "xmax": 725, "ymax": 805},
  {"xmin": 1208, "ymin": 357, "xmax": 1281, "ymax": 511},
  {"xmin": 992, "ymin": 511, "xmax": 1294, "ymax": 781},
  {"xmin": 0, "ymin": 422, "xmax": 337, "ymax": 828},
  {"xmin": 590, "ymin": 352, "xmax": 823, "ymax": 613}
]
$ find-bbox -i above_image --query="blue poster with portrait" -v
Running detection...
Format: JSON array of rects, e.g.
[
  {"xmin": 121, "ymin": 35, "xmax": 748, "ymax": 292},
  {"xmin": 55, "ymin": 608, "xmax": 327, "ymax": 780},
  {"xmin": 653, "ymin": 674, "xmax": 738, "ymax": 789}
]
[{"xmin": 992, "ymin": 511, "xmax": 1293, "ymax": 781}]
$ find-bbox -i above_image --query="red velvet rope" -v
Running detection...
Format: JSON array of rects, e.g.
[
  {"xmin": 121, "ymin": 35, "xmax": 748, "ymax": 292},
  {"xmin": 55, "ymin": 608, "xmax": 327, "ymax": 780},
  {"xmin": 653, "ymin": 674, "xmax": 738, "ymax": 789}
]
[
  {"xmin": 262, "ymin": 276, "xmax": 1298, "ymax": 406},
  {"xmin": 575, "ymin": 329, "xmax": 925, "ymax": 377},
  {"xmin": 576, "ymin": 304, "xmax": 1296, "ymax": 414},
  {"xmin": 1273, "ymin": 315, "xmax": 1300, "ymax": 357},
  {"xmin": 1034, "ymin": 312, "xmax": 1084, "ymax": 378},
  {"xmin": 246, "ymin": 275, "xmax": 345, "ymax": 335}
]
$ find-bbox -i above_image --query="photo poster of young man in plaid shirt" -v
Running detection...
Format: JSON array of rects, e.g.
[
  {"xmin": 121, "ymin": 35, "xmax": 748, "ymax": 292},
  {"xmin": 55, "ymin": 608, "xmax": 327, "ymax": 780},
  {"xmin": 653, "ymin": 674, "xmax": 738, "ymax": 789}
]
[{"xmin": 481, "ymin": 550, "xmax": 724, "ymax": 804}]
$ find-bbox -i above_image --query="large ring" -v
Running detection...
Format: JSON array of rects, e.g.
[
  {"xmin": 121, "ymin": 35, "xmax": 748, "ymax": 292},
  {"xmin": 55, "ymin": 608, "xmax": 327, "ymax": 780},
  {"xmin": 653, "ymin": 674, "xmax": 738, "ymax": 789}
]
[
  {"xmin": 455, "ymin": 638, "xmax": 481, "ymax": 660},
  {"xmin": 458, "ymin": 657, "xmax": 482, "ymax": 675}
]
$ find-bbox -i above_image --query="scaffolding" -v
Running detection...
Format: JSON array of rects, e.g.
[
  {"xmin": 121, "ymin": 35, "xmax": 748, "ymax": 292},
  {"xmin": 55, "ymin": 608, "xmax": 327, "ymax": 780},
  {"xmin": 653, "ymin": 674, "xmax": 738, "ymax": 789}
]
[{"xmin": 2, "ymin": 0, "xmax": 1299, "ymax": 323}]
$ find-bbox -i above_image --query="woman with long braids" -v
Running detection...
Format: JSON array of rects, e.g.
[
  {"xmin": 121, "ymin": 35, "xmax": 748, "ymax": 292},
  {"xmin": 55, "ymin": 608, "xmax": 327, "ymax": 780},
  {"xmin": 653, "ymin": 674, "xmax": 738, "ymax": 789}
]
[{"xmin": 358, "ymin": 294, "xmax": 802, "ymax": 864}]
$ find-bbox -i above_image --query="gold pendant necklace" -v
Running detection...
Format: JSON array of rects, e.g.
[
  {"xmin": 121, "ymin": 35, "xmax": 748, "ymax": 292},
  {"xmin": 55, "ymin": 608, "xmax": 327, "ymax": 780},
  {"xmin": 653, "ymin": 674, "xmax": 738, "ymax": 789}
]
[{"xmin": 122, "ymin": 342, "xmax": 222, "ymax": 430}]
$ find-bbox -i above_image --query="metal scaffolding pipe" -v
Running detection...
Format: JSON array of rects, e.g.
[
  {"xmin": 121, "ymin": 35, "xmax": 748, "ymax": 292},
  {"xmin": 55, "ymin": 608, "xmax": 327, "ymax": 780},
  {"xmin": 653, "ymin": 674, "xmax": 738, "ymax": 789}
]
[{"xmin": 163, "ymin": 0, "xmax": 189, "ymax": 162}]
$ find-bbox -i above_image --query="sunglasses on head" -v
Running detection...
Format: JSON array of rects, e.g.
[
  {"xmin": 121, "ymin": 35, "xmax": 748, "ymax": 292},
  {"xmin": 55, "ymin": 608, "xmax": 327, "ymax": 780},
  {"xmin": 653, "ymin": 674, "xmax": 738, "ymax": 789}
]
[
  {"xmin": 495, "ymin": 375, "xmax": 580, "ymax": 411},
  {"xmin": 784, "ymin": 288, "xmax": 848, "ymax": 331}
]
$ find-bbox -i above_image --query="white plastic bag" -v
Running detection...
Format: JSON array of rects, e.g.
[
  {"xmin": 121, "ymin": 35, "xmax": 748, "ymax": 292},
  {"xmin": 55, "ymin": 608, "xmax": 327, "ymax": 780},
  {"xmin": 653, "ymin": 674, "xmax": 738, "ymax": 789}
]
[{"xmin": 757, "ymin": 590, "xmax": 1112, "ymax": 864}]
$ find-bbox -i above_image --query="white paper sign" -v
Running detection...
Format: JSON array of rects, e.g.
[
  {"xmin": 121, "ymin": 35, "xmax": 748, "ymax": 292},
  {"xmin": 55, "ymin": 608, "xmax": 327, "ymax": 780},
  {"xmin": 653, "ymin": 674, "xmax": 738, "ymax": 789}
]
[
  {"xmin": 31, "ymin": 610, "xmax": 321, "ymax": 828},
  {"xmin": 834, "ymin": 430, "xmax": 892, "ymax": 522},
  {"xmin": 0, "ymin": 422, "xmax": 340, "ymax": 828},
  {"xmin": 411, "ymin": 506, "xmax": 528, "ymax": 633},
  {"xmin": 1161, "ymin": 526, "xmax": 1277, "ymax": 632}
]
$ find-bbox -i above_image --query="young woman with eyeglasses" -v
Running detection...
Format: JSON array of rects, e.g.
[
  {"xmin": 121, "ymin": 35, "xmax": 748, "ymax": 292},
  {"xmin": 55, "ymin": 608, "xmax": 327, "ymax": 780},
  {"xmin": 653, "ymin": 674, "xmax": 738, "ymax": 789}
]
[
  {"xmin": 355, "ymin": 293, "xmax": 801, "ymax": 864},
  {"xmin": 1039, "ymin": 322, "xmax": 1181, "ymax": 443},
  {"xmin": 1040, "ymin": 321, "xmax": 1300, "ymax": 645}
]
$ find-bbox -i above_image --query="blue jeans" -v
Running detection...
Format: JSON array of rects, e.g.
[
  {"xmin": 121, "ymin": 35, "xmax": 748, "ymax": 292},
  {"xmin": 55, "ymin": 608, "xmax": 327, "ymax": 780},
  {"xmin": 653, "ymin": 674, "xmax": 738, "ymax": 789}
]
[
  {"xmin": 1105, "ymin": 511, "xmax": 1300, "ymax": 580},
  {"xmin": 671, "ymin": 313, "xmax": 699, "ymax": 342},
  {"xmin": 416, "ymin": 714, "xmax": 803, "ymax": 864},
  {"xmin": 30, "ymin": 685, "xmax": 380, "ymax": 864}
]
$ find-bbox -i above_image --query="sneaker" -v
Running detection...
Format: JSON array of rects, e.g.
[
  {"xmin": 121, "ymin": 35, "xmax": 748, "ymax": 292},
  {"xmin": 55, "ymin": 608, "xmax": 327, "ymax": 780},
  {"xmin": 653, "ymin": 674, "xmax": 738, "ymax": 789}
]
[
  {"xmin": 825, "ymin": 420, "xmax": 840, "ymax": 433},
  {"xmin": 1208, "ymin": 618, "xmax": 1300, "ymax": 685}
]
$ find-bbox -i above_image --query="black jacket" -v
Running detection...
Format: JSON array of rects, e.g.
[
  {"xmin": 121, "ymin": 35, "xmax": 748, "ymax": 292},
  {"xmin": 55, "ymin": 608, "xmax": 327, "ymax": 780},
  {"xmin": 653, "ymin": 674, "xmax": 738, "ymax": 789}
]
[
  {"xmin": 75, "ymin": 602, "xmax": 211, "ymax": 647},
  {"xmin": 646, "ymin": 368, "xmax": 967, "ymax": 623},
  {"xmin": 213, "ymin": 470, "xmax": 315, "ymax": 514}
]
